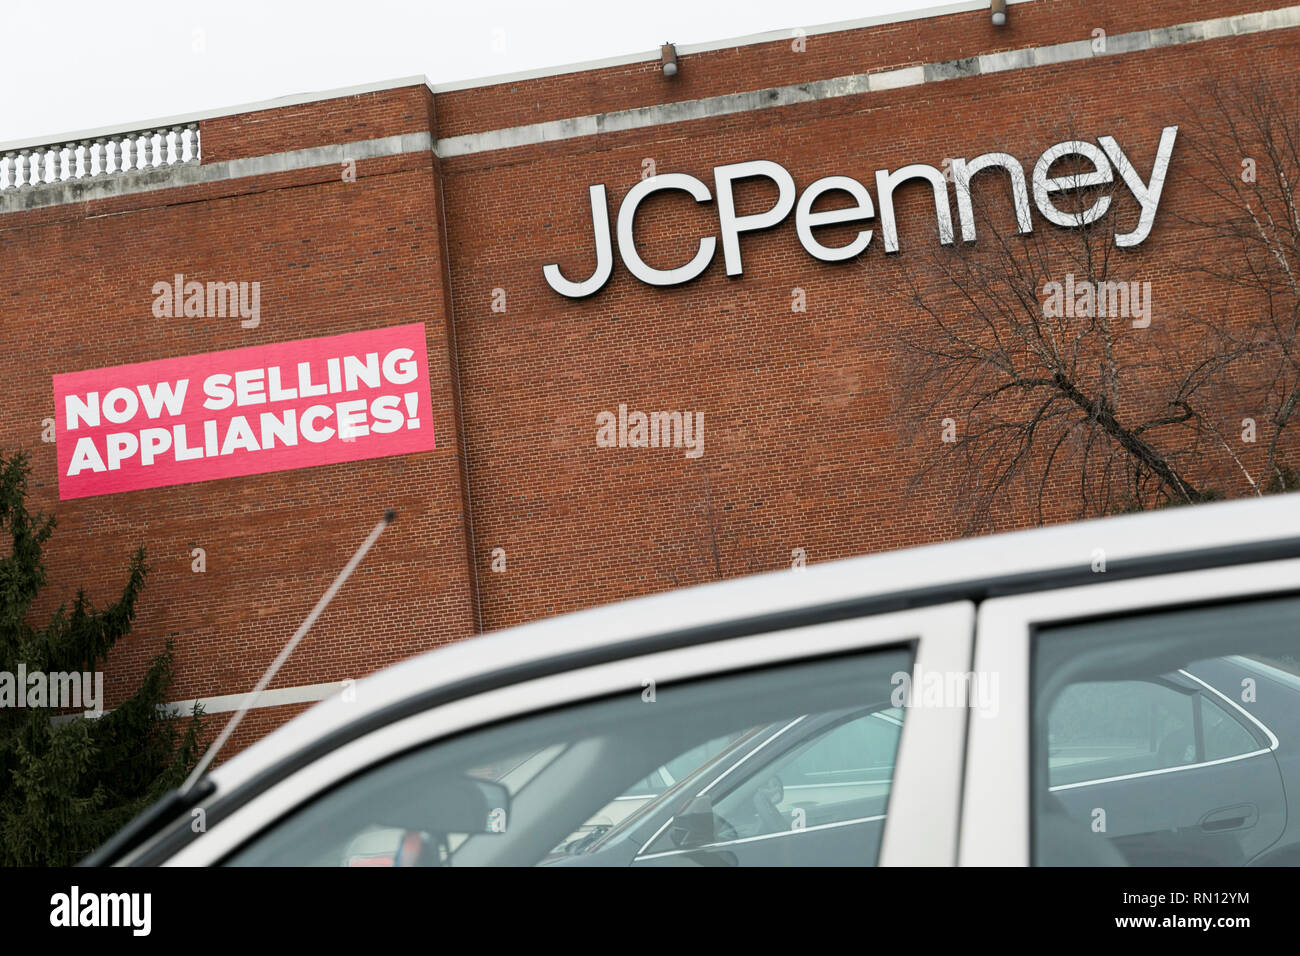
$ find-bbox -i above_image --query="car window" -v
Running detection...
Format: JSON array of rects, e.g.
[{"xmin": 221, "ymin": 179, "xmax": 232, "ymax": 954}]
[
  {"xmin": 223, "ymin": 643, "xmax": 913, "ymax": 867},
  {"xmin": 1200, "ymin": 693, "xmax": 1259, "ymax": 762},
  {"xmin": 572, "ymin": 724, "xmax": 778, "ymax": 855},
  {"xmin": 643, "ymin": 706, "xmax": 903, "ymax": 851},
  {"xmin": 663, "ymin": 737, "xmax": 736, "ymax": 785},
  {"xmin": 783, "ymin": 708, "xmax": 903, "ymax": 790},
  {"xmin": 551, "ymin": 735, "xmax": 740, "ymax": 852},
  {"xmin": 620, "ymin": 770, "xmax": 666, "ymax": 799},
  {"xmin": 1047, "ymin": 680, "xmax": 1199, "ymax": 787},
  {"xmin": 1032, "ymin": 595, "xmax": 1296, "ymax": 867},
  {"xmin": 614, "ymin": 736, "xmax": 737, "ymax": 799}
]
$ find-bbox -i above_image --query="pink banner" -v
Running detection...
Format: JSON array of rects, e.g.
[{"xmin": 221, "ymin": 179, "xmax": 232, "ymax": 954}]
[{"xmin": 53, "ymin": 324, "xmax": 437, "ymax": 500}]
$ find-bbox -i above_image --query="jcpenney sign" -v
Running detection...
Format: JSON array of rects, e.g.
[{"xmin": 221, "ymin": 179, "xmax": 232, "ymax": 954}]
[{"xmin": 543, "ymin": 126, "xmax": 1178, "ymax": 297}]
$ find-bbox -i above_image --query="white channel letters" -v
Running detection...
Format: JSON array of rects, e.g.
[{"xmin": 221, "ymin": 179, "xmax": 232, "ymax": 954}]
[{"xmin": 543, "ymin": 127, "xmax": 1178, "ymax": 297}]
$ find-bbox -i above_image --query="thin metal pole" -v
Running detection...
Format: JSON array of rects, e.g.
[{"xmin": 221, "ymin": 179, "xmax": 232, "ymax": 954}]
[{"xmin": 181, "ymin": 509, "xmax": 395, "ymax": 794}]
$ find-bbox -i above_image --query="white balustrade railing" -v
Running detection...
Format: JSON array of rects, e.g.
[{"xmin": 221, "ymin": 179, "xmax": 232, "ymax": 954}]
[{"xmin": 0, "ymin": 123, "xmax": 201, "ymax": 191}]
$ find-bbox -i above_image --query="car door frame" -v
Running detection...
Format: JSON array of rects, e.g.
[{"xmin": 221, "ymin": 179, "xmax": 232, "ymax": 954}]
[
  {"xmin": 959, "ymin": 556, "xmax": 1300, "ymax": 866},
  {"xmin": 164, "ymin": 601, "xmax": 975, "ymax": 866}
]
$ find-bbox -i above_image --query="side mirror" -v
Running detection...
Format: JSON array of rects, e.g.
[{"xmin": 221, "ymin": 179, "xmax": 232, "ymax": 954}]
[{"xmin": 668, "ymin": 794, "xmax": 718, "ymax": 848}]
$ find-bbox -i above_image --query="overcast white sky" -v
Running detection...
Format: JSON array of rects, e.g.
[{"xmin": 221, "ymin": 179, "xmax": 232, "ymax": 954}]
[{"xmin": 1, "ymin": 0, "xmax": 950, "ymax": 145}]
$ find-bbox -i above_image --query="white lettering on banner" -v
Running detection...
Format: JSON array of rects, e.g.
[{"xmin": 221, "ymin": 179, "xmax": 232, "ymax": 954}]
[
  {"xmin": 64, "ymin": 395, "xmax": 417, "ymax": 476},
  {"xmin": 542, "ymin": 126, "xmax": 1178, "ymax": 297},
  {"xmin": 199, "ymin": 350, "xmax": 413, "ymax": 411},
  {"xmin": 61, "ymin": 346, "xmax": 423, "ymax": 478}
]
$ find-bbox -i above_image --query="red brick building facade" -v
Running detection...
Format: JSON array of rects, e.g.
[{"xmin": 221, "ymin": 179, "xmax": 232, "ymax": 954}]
[{"xmin": 1, "ymin": 0, "xmax": 1297, "ymax": 750}]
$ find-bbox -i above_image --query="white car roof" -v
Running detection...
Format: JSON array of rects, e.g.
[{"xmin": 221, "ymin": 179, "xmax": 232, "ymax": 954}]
[{"xmin": 208, "ymin": 494, "xmax": 1299, "ymax": 792}]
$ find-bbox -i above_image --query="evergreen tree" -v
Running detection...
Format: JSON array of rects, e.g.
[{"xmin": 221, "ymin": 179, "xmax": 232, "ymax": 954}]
[{"xmin": 0, "ymin": 451, "xmax": 203, "ymax": 866}]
